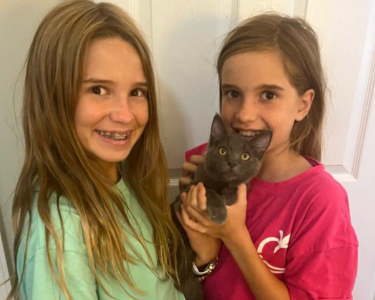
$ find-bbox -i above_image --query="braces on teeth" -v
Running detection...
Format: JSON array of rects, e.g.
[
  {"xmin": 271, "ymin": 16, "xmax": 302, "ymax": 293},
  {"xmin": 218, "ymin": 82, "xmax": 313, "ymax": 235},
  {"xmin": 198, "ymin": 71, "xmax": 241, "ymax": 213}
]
[{"xmin": 99, "ymin": 131, "xmax": 128, "ymax": 140}]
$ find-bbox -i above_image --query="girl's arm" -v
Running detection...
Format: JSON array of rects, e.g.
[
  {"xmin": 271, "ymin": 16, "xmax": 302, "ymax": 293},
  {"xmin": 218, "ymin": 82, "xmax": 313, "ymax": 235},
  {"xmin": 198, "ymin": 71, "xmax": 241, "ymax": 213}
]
[
  {"xmin": 178, "ymin": 154, "xmax": 221, "ymax": 266},
  {"xmin": 180, "ymin": 183, "xmax": 291, "ymax": 300},
  {"xmin": 175, "ymin": 191, "xmax": 222, "ymax": 266}
]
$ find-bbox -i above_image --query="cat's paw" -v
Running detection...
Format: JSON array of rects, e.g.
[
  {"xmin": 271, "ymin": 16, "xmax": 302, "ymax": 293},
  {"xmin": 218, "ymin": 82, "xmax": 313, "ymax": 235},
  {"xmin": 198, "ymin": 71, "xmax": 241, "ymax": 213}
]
[
  {"xmin": 207, "ymin": 206, "xmax": 227, "ymax": 224},
  {"xmin": 221, "ymin": 187, "xmax": 237, "ymax": 205},
  {"xmin": 206, "ymin": 188, "xmax": 228, "ymax": 224}
]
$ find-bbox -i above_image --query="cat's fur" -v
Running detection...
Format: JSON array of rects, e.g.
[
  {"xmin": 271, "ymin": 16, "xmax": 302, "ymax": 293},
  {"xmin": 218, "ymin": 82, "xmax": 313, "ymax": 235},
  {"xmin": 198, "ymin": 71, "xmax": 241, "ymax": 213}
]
[{"xmin": 171, "ymin": 114, "xmax": 272, "ymax": 300}]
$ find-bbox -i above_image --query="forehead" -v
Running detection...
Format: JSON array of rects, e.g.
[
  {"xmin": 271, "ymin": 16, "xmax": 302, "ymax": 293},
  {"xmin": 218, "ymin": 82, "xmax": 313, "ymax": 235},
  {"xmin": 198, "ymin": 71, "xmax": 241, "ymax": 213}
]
[
  {"xmin": 221, "ymin": 51, "xmax": 291, "ymax": 86},
  {"xmin": 85, "ymin": 37, "xmax": 137, "ymax": 60},
  {"xmin": 82, "ymin": 37, "xmax": 145, "ymax": 80}
]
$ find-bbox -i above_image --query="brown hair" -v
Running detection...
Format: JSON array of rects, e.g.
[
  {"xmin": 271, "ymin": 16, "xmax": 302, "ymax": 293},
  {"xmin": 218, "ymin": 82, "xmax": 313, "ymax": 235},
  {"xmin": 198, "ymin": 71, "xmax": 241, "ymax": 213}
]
[
  {"xmin": 217, "ymin": 13, "xmax": 326, "ymax": 160},
  {"xmin": 9, "ymin": 0, "xmax": 182, "ymax": 299}
]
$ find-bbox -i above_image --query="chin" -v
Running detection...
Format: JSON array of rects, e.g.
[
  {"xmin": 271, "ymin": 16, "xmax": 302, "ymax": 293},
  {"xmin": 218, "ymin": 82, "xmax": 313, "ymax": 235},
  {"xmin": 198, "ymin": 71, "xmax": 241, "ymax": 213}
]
[
  {"xmin": 94, "ymin": 150, "xmax": 132, "ymax": 164},
  {"xmin": 214, "ymin": 172, "xmax": 235, "ymax": 182}
]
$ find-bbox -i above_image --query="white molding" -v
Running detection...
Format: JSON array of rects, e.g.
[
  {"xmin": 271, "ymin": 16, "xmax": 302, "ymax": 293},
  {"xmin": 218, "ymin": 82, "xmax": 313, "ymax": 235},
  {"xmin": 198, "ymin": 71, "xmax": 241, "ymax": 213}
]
[
  {"xmin": 127, "ymin": 0, "xmax": 138, "ymax": 20},
  {"xmin": 147, "ymin": 0, "xmax": 153, "ymax": 50},
  {"xmin": 136, "ymin": 0, "xmax": 153, "ymax": 51},
  {"xmin": 169, "ymin": 178, "xmax": 179, "ymax": 187},
  {"xmin": 365, "ymin": 4, "xmax": 375, "ymax": 300},
  {"xmin": 217, "ymin": 0, "xmax": 231, "ymax": 39},
  {"xmin": 217, "ymin": 0, "xmax": 239, "ymax": 39},
  {"xmin": 292, "ymin": 0, "xmax": 309, "ymax": 18},
  {"xmin": 231, "ymin": 0, "xmax": 240, "ymax": 28},
  {"xmin": 325, "ymin": 165, "xmax": 357, "ymax": 182},
  {"xmin": 352, "ymin": 41, "xmax": 375, "ymax": 179},
  {"xmin": 344, "ymin": 0, "xmax": 375, "ymax": 180}
]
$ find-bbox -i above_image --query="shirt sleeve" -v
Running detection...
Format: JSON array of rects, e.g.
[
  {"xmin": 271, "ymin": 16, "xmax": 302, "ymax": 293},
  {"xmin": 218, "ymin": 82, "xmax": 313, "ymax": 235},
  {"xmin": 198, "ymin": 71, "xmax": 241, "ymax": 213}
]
[
  {"xmin": 19, "ymin": 198, "xmax": 98, "ymax": 300},
  {"xmin": 285, "ymin": 245, "xmax": 357, "ymax": 300},
  {"xmin": 284, "ymin": 177, "xmax": 358, "ymax": 300},
  {"xmin": 22, "ymin": 248, "xmax": 98, "ymax": 300}
]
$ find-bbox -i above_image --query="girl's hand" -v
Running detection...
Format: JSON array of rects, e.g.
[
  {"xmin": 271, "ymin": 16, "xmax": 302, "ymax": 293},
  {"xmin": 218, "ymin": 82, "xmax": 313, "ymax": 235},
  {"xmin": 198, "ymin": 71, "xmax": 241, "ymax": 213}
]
[
  {"xmin": 182, "ymin": 184, "xmax": 291, "ymax": 300},
  {"xmin": 181, "ymin": 183, "xmax": 248, "ymax": 244},
  {"xmin": 179, "ymin": 155, "xmax": 204, "ymax": 192},
  {"xmin": 176, "ymin": 191, "xmax": 221, "ymax": 266}
]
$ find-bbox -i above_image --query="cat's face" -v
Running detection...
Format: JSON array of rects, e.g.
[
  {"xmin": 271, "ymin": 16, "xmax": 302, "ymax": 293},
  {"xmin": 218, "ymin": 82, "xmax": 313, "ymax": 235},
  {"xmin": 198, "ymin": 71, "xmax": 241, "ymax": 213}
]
[{"xmin": 205, "ymin": 114, "xmax": 272, "ymax": 183}]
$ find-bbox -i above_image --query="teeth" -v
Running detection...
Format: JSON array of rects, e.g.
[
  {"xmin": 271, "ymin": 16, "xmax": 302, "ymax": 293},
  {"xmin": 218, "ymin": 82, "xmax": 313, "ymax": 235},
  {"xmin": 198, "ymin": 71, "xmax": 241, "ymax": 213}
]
[
  {"xmin": 239, "ymin": 130, "xmax": 261, "ymax": 137},
  {"xmin": 113, "ymin": 133, "xmax": 127, "ymax": 140},
  {"xmin": 98, "ymin": 131, "xmax": 129, "ymax": 140}
]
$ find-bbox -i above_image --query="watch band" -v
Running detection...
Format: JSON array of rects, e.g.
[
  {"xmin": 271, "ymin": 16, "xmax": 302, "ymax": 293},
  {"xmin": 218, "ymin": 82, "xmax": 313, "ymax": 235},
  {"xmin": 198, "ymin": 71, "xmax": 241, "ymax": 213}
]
[{"xmin": 192, "ymin": 256, "xmax": 219, "ymax": 277}]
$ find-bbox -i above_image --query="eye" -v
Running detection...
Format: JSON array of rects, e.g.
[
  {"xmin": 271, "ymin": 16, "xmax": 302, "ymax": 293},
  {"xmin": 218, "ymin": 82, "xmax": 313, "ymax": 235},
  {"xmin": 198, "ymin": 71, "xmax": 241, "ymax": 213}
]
[
  {"xmin": 225, "ymin": 90, "xmax": 240, "ymax": 99},
  {"xmin": 218, "ymin": 147, "xmax": 227, "ymax": 156},
  {"xmin": 91, "ymin": 86, "xmax": 107, "ymax": 95},
  {"xmin": 241, "ymin": 153, "xmax": 250, "ymax": 160},
  {"xmin": 130, "ymin": 89, "xmax": 147, "ymax": 97},
  {"xmin": 260, "ymin": 91, "xmax": 276, "ymax": 101}
]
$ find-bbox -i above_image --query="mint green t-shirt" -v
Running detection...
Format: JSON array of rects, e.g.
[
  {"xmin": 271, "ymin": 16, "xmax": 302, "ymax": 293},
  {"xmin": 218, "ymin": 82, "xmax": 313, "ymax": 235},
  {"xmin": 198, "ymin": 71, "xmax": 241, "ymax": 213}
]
[{"xmin": 17, "ymin": 180, "xmax": 185, "ymax": 300}]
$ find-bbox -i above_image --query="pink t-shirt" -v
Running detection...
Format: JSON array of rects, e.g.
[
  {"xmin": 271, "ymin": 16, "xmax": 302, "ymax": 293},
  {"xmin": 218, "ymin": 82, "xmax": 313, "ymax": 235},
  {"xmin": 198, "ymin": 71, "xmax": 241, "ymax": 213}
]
[{"xmin": 186, "ymin": 144, "xmax": 358, "ymax": 300}]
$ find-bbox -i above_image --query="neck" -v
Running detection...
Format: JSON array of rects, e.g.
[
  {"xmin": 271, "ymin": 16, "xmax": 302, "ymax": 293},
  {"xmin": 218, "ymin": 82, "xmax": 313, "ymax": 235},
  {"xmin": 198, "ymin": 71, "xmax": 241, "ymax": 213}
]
[
  {"xmin": 257, "ymin": 147, "xmax": 309, "ymax": 182},
  {"xmin": 102, "ymin": 162, "xmax": 119, "ymax": 183}
]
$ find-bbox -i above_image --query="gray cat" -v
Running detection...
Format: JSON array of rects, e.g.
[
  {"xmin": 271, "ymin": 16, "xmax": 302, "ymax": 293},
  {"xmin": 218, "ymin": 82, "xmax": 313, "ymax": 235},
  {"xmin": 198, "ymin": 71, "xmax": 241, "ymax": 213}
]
[{"xmin": 171, "ymin": 114, "xmax": 272, "ymax": 300}]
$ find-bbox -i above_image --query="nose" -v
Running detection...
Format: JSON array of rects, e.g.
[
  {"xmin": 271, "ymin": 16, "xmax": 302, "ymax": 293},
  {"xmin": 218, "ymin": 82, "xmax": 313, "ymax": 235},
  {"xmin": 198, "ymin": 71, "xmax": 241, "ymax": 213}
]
[
  {"xmin": 109, "ymin": 95, "xmax": 134, "ymax": 124},
  {"xmin": 236, "ymin": 97, "xmax": 259, "ymax": 123},
  {"xmin": 227, "ymin": 161, "xmax": 237, "ymax": 168}
]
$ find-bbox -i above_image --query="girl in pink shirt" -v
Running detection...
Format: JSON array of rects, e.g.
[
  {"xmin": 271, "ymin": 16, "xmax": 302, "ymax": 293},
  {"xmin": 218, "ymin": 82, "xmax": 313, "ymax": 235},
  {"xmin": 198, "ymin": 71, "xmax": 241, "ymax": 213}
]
[{"xmin": 177, "ymin": 13, "xmax": 358, "ymax": 300}]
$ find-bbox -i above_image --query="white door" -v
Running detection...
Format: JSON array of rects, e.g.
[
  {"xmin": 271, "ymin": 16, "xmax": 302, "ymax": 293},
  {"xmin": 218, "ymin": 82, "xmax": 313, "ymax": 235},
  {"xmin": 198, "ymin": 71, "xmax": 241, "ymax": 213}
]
[{"xmin": 1, "ymin": 1, "xmax": 374, "ymax": 299}]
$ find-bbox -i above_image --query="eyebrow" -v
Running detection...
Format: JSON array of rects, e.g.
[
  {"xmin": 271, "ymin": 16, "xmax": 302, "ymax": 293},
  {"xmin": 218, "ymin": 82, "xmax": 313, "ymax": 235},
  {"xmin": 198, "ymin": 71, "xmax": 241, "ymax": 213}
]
[
  {"xmin": 82, "ymin": 78, "xmax": 148, "ymax": 88},
  {"xmin": 256, "ymin": 84, "xmax": 284, "ymax": 91},
  {"xmin": 82, "ymin": 78, "xmax": 115, "ymax": 85},
  {"xmin": 221, "ymin": 83, "xmax": 284, "ymax": 91},
  {"xmin": 221, "ymin": 84, "xmax": 239, "ymax": 90}
]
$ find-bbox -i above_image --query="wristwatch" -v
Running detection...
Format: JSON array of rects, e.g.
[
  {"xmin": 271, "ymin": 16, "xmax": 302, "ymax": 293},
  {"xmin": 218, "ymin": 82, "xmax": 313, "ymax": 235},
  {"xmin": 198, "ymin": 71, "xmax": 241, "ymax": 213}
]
[{"xmin": 192, "ymin": 256, "xmax": 219, "ymax": 281}]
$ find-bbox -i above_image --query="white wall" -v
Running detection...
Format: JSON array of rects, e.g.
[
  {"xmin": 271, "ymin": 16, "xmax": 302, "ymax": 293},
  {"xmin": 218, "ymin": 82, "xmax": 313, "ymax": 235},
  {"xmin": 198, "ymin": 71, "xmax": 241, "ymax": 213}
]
[
  {"xmin": 1, "ymin": 1, "xmax": 374, "ymax": 299},
  {"xmin": 0, "ymin": 0, "xmax": 63, "ymax": 276}
]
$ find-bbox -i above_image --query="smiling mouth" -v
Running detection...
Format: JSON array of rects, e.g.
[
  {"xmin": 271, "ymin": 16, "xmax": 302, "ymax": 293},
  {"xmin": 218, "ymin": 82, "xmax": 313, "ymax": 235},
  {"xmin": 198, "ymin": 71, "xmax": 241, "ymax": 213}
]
[
  {"xmin": 97, "ymin": 130, "xmax": 130, "ymax": 140},
  {"xmin": 239, "ymin": 130, "xmax": 262, "ymax": 137}
]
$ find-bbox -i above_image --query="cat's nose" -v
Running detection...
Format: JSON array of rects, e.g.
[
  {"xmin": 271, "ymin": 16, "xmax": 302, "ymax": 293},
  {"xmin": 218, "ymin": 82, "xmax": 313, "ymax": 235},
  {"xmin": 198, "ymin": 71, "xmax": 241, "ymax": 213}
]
[{"xmin": 227, "ymin": 161, "xmax": 236, "ymax": 168}]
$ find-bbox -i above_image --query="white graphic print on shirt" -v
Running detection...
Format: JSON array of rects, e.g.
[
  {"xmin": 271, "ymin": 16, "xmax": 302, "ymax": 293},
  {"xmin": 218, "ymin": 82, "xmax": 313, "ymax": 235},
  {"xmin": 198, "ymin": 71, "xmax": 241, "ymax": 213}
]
[{"xmin": 257, "ymin": 230, "xmax": 290, "ymax": 274}]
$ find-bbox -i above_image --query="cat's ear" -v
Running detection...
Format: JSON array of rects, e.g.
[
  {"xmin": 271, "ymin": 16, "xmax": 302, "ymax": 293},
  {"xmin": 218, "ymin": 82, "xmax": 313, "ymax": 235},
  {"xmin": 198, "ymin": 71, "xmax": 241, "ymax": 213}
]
[
  {"xmin": 251, "ymin": 130, "xmax": 273, "ymax": 160},
  {"xmin": 209, "ymin": 114, "xmax": 228, "ymax": 146}
]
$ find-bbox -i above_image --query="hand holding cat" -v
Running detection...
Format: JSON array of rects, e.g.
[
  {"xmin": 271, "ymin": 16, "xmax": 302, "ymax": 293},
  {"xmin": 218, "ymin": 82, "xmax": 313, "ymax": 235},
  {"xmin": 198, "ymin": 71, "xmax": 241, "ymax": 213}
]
[
  {"xmin": 179, "ymin": 155, "xmax": 205, "ymax": 192},
  {"xmin": 180, "ymin": 183, "xmax": 249, "ymax": 245},
  {"xmin": 176, "ymin": 189, "xmax": 222, "ymax": 267}
]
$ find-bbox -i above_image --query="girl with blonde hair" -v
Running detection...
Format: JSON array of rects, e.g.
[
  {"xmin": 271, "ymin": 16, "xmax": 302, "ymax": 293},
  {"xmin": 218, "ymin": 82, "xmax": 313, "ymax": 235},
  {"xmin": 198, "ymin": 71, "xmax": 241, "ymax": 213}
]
[
  {"xmin": 178, "ymin": 13, "xmax": 358, "ymax": 300},
  {"xmin": 8, "ymin": 1, "xmax": 185, "ymax": 299}
]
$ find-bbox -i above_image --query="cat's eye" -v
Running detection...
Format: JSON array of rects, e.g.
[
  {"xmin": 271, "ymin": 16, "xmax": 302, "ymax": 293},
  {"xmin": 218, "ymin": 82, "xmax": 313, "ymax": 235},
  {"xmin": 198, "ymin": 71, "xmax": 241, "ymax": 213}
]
[
  {"xmin": 218, "ymin": 147, "xmax": 227, "ymax": 156},
  {"xmin": 241, "ymin": 153, "xmax": 250, "ymax": 161}
]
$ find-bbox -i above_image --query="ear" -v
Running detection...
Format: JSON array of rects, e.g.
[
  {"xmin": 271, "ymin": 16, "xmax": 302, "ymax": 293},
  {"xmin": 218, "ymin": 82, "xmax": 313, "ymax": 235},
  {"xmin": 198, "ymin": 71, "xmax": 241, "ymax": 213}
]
[
  {"xmin": 295, "ymin": 89, "xmax": 314, "ymax": 121},
  {"xmin": 251, "ymin": 130, "xmax": 273, "ymax": 160},
  {"xmin": 209, "ymin": 114, "xmax": 228, "ymax": 146}
]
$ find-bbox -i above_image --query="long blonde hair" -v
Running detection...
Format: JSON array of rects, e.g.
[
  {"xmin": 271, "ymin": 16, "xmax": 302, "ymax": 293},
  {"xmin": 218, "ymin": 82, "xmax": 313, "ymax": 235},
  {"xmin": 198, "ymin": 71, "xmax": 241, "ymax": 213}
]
[
  {"xmin": 218, "ymin": 13, "xmax": 326, "ymax": 160},
  {"xmin": 9, "ymin": 1, "xmax": 182, "ymax": 299}
]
